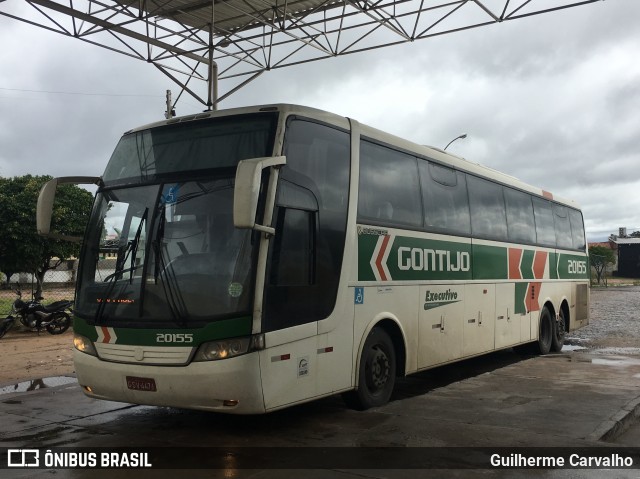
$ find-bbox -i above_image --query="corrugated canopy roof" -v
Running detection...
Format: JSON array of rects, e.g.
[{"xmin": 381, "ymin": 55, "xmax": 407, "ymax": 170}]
[
  {"xmin": 2, "ymin": 0, "xmax": 605, "ymax": 108},
  {"xmin": 117, "ymin": 0, "xmax": 342, "ymax": 34}
]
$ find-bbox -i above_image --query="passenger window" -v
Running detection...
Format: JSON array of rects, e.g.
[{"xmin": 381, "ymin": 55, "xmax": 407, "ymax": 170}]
[
  {"xmin": 282, "ymin": 120, "xmax": 349, "ymax": 212},
  {"xmin": 569, "ymin": 209, "xmax": 586, "ymax": 251},
  {"xmin": 532, "ymin": 197, "xmax": 556, "ymax": 247},
  {"xmin": 554, "ymin": 204, "xmax": 573, "ymax": 250},
  {"xmin": 358, "ymin": 140, "xmax": 422, "ymax": 228},
  {"xmin": 419, "ymin": 161, "xmax": 470, "ymax": 235},
  {"xmin": 467, "ymin": 176, "xmax": 508, "ymax": 241},
  {"xmin": 504, "ymin": 188, "xmax": 536, "ymax": 244}
]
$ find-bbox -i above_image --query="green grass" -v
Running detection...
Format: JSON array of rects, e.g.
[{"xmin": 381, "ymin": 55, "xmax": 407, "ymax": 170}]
[{"xmin": 0, "ymin": 297, "xmax": 14, "ymax": 316}]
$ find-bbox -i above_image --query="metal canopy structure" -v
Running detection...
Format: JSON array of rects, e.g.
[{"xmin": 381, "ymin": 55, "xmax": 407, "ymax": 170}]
[{"xmin": 1, "ymin": 0, "xmax": 602, "ymax": 112}]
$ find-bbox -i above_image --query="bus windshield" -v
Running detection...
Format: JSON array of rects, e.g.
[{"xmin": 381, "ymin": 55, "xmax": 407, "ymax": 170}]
[
  {"xmin": 74, "ymin": 112, "xmax": 278, "ymax": 327},
  {"xmin": 103, "ymin": 113, "xmax": 277, "ymax": 185},
  {"xmin": 76, "ymin": 179, "xmax": 256, "ymax": 326}
]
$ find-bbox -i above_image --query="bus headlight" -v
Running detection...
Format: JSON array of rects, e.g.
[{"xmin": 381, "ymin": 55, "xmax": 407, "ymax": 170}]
[
  {"xmin": 74, "ymin": 334, "xmax": 98, "ymax": 357},
  {"xmin": 193, "ymin": 334, "xmax": 264, "ymax": 362}
]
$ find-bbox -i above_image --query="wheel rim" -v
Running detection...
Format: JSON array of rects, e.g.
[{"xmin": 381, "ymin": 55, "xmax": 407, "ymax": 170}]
[
  {"xmin": 365, "ymin": 345, "xmax": 390, "ymax": 393},
  {"xmin": 557, "ymin": 311, "xmax": 566, "ymax": 342},
  {"xmin": 48, "ymin": 315, "xmax": 69, "ymax": 333}
]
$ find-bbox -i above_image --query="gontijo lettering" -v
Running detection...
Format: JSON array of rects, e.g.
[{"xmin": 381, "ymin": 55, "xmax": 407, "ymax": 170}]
[{"xmin": 398, "ymin": 247, "xmax": 470, "ymax": 272}]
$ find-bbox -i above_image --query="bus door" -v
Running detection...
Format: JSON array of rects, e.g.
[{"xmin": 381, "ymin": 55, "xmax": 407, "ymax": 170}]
[{"xmin": 259, "ymin": 118, "xmax": 352, "ymax": 410}]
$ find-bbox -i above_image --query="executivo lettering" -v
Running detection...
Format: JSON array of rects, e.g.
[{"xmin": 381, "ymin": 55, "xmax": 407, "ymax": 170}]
[{"xmin": 423, "ymin": 289, "xmax": 461, "ymax": 310}]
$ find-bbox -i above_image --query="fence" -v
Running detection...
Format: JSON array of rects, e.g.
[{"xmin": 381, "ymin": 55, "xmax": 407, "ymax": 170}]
[{"xmin": 0, "ymin": 261, "xmax": 77, "ymax": 315}]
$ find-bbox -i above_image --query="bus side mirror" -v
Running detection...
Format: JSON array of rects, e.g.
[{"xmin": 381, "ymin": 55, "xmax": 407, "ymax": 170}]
[
  {"xmin": 234, "ymin": 156, "xmax": 286, "ymax": 235},
  {"xmin": 37, "ymin": 176, "xmax": 102, "ymax": 242}
]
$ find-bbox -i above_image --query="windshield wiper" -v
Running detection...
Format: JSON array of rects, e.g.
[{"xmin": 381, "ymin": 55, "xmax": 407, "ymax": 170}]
[
  {"xmin": 153, "ymin": 204, "xmax": 166, "ymax": 282},
  {"xmin": 128, "ymin": 208, "xmax": 148, "ymax": 283},
  {"xmin": 152, "ymin": 202, "xmax": 189, "ymax": 327},
  {"xmin": 94, "ymin": 207, "xmax": 148, "ymax": 324},
  {"xmin": 106, "ymin": 207, "xmax": 148, "ymax": 284}
]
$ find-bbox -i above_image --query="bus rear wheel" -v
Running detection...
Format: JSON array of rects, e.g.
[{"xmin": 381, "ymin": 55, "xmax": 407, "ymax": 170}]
[
  {"xmin": 343, "ymin": 327, "xmax": 396, "ymax": 410},
  {"xmin": 535, "ymin": 306, "xmax": 553, "ymax": 355}
]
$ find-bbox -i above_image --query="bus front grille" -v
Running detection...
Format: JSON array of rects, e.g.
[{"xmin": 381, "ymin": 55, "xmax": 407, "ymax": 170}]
[{"xmin": 94, "ymin": 343, "xmax": 194, "ymax": 365}]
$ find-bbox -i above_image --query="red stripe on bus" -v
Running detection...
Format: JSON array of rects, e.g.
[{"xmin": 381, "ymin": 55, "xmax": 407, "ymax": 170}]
[
  {"xmin": 526, "ymin": 282, "xmax": 542, "ymax": 312},
  {"xmin": 375, "ymin": 235, "xmax": 391, "ymax": 281},
  {"xmin": 101, "ymin": 326, "xmax": 111, "ymax": 344},
  {"xmin": 508, "ymin": 248, "xmax": 523, "ymax": 280}
]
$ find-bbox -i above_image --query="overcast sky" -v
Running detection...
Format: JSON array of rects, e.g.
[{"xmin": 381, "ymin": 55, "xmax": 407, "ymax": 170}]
[{"xmin": 1, "ymin": 1, "xmax": 638, "ymax": 242}]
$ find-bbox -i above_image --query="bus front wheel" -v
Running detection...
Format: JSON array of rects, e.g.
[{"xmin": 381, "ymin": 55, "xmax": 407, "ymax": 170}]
[{"xmin": 343, "ymin": 327, "xmax": 396, "ymax": 410}]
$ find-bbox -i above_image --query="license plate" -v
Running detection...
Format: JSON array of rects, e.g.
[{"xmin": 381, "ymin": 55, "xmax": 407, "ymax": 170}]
[{"xmin": 126, "ymin": 376, "xmax": 157, "ymax": 392}]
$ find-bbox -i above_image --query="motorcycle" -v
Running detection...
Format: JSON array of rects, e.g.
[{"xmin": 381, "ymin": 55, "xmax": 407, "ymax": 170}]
[{"xmin": 0, "ymin": 288, "xmax": 73, "ymax": 338}]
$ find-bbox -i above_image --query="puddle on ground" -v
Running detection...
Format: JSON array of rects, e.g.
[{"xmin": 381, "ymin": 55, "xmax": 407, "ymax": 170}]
[
  {"xmin": 562, "ymin": 344, "xmax": 587, "ymax": 351},
  {"xmin": 591, "ymin": 356, "xmax": 640, "ymax": 368},
  {"xmin": 592, "ymin": 347, "xmax": 640, "ymax": 356},
  {"xmin": 0, "ymin": 376, "xmax": 77, "ymax": 396}
]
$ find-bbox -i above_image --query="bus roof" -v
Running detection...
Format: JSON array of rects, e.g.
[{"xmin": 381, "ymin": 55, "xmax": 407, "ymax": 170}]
[{"xmin": 125, "ymin": 103, "xmax": 581, "ymax": 210}]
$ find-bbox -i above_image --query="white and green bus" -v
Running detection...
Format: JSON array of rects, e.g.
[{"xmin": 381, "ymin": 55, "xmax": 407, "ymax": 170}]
[{"xmin": 37, "ymin": 104, "xmax": 589, "ymax": 414}]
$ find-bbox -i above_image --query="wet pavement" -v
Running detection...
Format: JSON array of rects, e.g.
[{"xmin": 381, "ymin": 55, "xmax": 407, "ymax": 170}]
[
  {"xmin": 2, "ymin": 287, "xmax": 640, "ymax": 478},
  {"xmin": 1, "ymin": 347, "xmax": 640, "ymax": 478},
  {"xmin": 0, "ymin": 376, "xmax": 76, "ymax": 396}
]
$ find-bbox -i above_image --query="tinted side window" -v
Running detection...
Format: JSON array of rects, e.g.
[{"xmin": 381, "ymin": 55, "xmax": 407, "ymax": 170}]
[
  {"xmin": 569, "ymin": 209, "xmax": 586, "ymax": 251},
  {"xmin": 284, "ymin": 120, "xmax": 350, "ymax": 212},
  {"xmin": 532, "ymin": 197, "xmax": 556, "ymax": 247},
  {"xmin": 419, "ymin": 161, "xmax": 470, "ymax": 235},
  {"xmin": 504, "ymin": 188, "xmax": 536, "ymax": 244},
  {"xmin": 358, "ymin": 141, "xmax": 422, "ymax": 228},
  {"xmin": 264, "ymin": 119, "xmax": 350, "ymax": 331},
  {"xmin": 554, "ymin": 204, "xmax": 573, "ymax": 249},
  {"xmin": 467, "ymin": 176, "xmax": 508, "ymax": 240},
  {"xmin": 269, "ymin": 208, "xmax": 315, "ymax": 286}
]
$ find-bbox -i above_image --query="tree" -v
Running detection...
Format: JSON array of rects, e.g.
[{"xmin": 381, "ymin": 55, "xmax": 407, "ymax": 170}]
[
  {"xmin": 0, "ymin": 175, "xmax": 93, "ymax": 297},
  {"xmin": 589, "ymin": 245, "xmax": 616, "ymax": 286}
]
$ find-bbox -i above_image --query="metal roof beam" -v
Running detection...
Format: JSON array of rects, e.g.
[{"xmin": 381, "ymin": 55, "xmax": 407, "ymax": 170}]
[{"xmin": 28, "ymin": 0, "xmax": 211, "ymax": 64}]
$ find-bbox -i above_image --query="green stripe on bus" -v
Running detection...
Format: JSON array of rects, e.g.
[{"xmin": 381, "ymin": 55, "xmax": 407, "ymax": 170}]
[
  {"xmin": 556, "ymin": 253, "xmax": 589, "ymax": 280},
  {"xmin": 514, "ymin": 282, "xmax": 529, "ymax": 315},
  {"xmin": 471, "ymin": 245, "xmax": 507, "ymax": 280},
  {"xmin": 549, "ymin": 252, "xmax": 558, "ymax": 279},
  {"xmin": 389, "ymin": 236, "xmax": 472, "ymax": 281},
  {"xmin": 357, "ymin": 230, "xmax": 588, "ymax": 282},
  {"xmin": 521, "ymin": 249, "xmax": 535, "ymax": 280},
  {"xmin": 357, "ymin": 234, "xmax": 379, "ymax": 281},
  {"xmin": 73, "ymin": 316, "xmax": 253, "ymax": 346}
]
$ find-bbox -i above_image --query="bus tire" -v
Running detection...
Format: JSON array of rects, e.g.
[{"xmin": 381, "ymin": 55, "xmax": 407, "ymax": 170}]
[
  {"xmin": 344, "ymin": 327, "xmax": 396, "ymax": 410},
  {"xmin": 551, "ymin": 308, "xmax": 566, "ymax": 352},
  {"xmin": 535, "ymin": 306, "xmax": 553, "ymax": 355}
]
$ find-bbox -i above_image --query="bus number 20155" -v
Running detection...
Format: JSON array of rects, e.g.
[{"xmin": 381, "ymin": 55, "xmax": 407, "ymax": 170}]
[
  {"xmin": 156, "ymin": 333, "xmax": 194, "ymax": 343},
  {"xmin": 567, "ymin": 260, "xmax": 587, "ymax": 275}
]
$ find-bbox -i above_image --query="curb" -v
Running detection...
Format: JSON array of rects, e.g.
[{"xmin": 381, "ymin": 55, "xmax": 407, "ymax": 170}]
[{"xmin": 588, "ymin": 395, "xmax": 640, "ymax": 442}]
